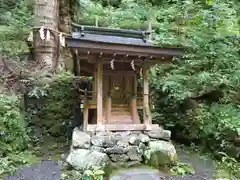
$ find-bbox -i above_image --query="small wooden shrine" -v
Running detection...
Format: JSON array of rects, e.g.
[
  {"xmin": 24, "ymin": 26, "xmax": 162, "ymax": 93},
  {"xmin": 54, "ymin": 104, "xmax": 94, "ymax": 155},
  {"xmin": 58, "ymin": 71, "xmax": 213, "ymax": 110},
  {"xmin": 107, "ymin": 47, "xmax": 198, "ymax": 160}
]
[{"xmin": 66, "ymin": 23, "xmax": 184, "ymax": 132}]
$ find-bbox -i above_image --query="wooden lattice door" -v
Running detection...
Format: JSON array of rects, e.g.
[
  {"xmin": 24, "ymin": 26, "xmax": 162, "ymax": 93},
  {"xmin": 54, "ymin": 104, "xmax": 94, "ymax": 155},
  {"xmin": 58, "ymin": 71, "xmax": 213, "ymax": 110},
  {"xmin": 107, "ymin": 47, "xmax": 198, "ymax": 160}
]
[{"xmin": 111, "ymin": 74, "xmax": 126, "ymax": 104}]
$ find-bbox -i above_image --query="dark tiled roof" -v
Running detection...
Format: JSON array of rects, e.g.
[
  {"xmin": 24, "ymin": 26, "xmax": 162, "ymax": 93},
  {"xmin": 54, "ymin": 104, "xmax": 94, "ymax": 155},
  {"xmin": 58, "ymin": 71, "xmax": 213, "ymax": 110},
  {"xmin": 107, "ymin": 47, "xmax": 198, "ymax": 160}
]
[
  {"xmin": 72, "ymin": 32, "xmax": 152, "ymax": 46},
  {"xmin": 72, "ymin": 23, "xmax": 152, "ymax": 46}
]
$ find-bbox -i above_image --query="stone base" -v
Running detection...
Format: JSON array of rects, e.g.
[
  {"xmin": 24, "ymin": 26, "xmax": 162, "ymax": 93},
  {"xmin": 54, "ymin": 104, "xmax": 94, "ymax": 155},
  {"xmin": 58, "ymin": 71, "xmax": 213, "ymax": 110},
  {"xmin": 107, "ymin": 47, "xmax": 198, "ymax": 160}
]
[{"xmin": 66, "ymin": 126, "xmax": 177, "ymax": 172}]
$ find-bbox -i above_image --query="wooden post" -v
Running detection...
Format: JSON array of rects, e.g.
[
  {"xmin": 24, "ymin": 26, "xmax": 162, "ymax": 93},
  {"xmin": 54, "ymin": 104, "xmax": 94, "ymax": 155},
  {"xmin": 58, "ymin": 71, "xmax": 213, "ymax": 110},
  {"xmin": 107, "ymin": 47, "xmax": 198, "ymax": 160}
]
[
  {"xmin": 143, "ymin": 65, "xmax": 152, "ymax": 125},
  {"xmin": 97, "ymin": 63, "xmax": 103, "ymax": 124},
  {"xmin": 75, "ymin": 49, "xmax": 80, "ymax": 76},
  {"xmin": 106, "ymin": 94, "xmax": 111, "ymax": 124},
  {"xmin": 132, "ymin": 74, "xmax": 139, "ymax": 123},
  {"xmin": 92, "ymin": 65, "xmax": 97, "ymax": 100},
  {"xmin": 131, "ymin": 95, "xmax": 138, "ymax": 123},
  {"xmin": 83, "ymin": 89, "xmax": 88, "ymax": 131}
]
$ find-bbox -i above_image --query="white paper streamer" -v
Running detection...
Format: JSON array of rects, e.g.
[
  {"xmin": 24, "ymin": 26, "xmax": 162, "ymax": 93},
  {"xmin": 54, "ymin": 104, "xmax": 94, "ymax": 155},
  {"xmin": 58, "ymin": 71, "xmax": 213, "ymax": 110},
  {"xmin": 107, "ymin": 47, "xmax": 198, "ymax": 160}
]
[
  {"xmin": 131, "ymin": 60, "xmax": 135, "ymax": 71},
  {"xmin": 110, "ymin": 59, "xmax": 114, "ymax": 70},
  {"xmin": 59, "ymin": 33, "xmax": 65, "ymax": 47},
  {"xmin": 46, "ymin": 30, "xmax": 51, "ymax": 42},
  {"xmin": 39, "ymin": 27, "xmax": 45, "ymax": 40}
]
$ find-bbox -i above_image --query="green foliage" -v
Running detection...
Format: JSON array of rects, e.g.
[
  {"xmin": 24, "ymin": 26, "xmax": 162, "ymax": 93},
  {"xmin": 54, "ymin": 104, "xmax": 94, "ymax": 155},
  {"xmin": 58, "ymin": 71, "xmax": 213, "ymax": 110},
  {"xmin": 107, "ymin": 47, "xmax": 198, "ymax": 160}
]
[
  {"xmin": 0, "ymin": 94, "xmax": 29, "ymax": 154},
  {"xmin": 0, "ymin": 94, "xmax": 38, "ymax": 178},
  {"xmin": 0, "ymin": 151, "xmax": 38, "ymax": 177},
  {"xmin": 27, "ymin": 71, "xmax": 76, "ymax": 137},
  {"xmin": 82, "ymin": 167, "xmax": 105, "ymax": 180},
  {"xmin": 216, "ymin": 152, "xmax": 240, "ymax": 178},
  {"xmin": 170, "ymin": 161, "xmax": 195, "ymax": 176},
  {"xmin": 0, "ymin": 0, "xmax": 32, "ymax": 56}
]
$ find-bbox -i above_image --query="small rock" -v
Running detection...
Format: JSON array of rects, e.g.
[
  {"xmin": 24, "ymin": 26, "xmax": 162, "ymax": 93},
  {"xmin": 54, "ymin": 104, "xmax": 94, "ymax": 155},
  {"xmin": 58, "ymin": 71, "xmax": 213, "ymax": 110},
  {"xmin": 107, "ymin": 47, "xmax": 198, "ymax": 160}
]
[
  {"xmin": 129, "ymin": 134, "xmax": 141, "ymax": 145},
  {"xmin": 91, "ymin": 146, "xmax": 105, "ymax": 153},
  {"xmin": 139, "ymin": 134, "xmax": 150, "ymax": 143},
  {"xmin": 72, "ymin": 127, "xmax": 91, "ymax": 149},
  {"xmin": 58, "ymin": 160, "xmax": 70, "ymax": 170},
  {"xmin": 117, "ymin": 139, "xmax": 129, "ymax": 148},
  {"xmin": 128, "ymin": 133, "xmax": 150, "ymax": 145},
  {"xmin": 105, "ymin": 146, "xmax": 126, "ymax": 154},
  {"xmin": 96, "ymin": 131, "xmax": 113, "ymax": 136},
  {"xmin": 110, "ymin": 154, "xmax": 129, "ymax": 162},
  {"xmin": 91, "ymin": 135, "xmax": 116, "ymax": 148},
  {"xmin": 139, "ymin": 142, "xmax": 146, "ymax": 154},
  {"xmin": 60, "ymin": 153, "xmax": 68, "ymax": 161},
  {"xmin": 113, "ymin": 131, "xmax": 131, "ymax": 140},
  {"xmin": 145, "ymin": 129, "xmax": 171, "ymax": 141},
  {"xmin": 127, "ymin": 146, "xmax": 142, "ymax": 161}
]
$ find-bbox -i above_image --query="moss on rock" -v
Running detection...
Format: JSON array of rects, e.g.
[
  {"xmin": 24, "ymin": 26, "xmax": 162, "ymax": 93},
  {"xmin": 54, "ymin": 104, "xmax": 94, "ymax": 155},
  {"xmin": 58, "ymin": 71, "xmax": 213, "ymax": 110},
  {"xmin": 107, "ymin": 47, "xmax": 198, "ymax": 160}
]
[{"xmin": 144, "ymin": 141, "xmax": 178, "ymax": 168}]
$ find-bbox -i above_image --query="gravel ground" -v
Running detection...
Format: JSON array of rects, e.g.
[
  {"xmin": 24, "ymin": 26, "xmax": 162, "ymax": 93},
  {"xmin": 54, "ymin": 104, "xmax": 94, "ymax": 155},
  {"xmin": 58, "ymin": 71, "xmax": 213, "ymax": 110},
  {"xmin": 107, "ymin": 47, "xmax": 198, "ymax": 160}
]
[
  {"xmin": 4, "ymin": 160, "xmax": 213, "ymax": 180},
  {"xmin": 110, "ymin": 168, "xmax": 211, "ymax": 180},
  {"xmin": 4, "ymin": 160, "xmax": 61, "ymax": 180}
]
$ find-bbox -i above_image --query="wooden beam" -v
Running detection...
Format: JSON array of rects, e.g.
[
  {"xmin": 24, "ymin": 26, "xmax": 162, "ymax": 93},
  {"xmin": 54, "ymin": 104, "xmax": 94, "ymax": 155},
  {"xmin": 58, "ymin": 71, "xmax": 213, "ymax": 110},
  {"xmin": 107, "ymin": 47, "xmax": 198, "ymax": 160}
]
[
  {"xmin": 78, "ymin": 54, "xmax": 170, "ymax": 62},
  {"xmin": 66, "ymin": 38, "xmax": 184, "ymax": 57},
  {"xmin": 97, "ymin": 63, "xmax": 103, "ymax": 124},
  {"xmin": 87, "ymin": 124, "xmax": 160, "ymax": 132},
  {"xmin": 143, "ymin": 65, "xmax": 152, "ymax": 124}
]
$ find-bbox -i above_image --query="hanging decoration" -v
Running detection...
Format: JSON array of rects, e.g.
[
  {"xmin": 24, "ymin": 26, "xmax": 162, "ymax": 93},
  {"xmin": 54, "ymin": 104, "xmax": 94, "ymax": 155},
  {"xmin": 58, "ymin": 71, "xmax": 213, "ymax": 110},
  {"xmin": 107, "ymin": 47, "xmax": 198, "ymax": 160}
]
[
  {"xmin": 110, "ymin": 59, "xmax": 115, "ymax": 70},
  {"xmin": 46, "ymin": 30, "xmax": 51, "ymax": 42},
  {"xmin": 131, "ymin": 60, "xmax": 135, "ymax": 71},
  {"xmin": 27, "ymin": 31, "xmax": 33, "ymax": 42},
  {"xmin": 39, "ymin": 26, "xmax": 45, "ymax": 40},
  {"xmin": 28, "ymin": 27, "xmax": 68, "ymax": 47},
  {"xmin": 59, "ymin": 33, "xmax": 65, "ymax": 47},
  {"xmin": 140, "ymin": 68, "xmax": 143, "ymax": 77}
]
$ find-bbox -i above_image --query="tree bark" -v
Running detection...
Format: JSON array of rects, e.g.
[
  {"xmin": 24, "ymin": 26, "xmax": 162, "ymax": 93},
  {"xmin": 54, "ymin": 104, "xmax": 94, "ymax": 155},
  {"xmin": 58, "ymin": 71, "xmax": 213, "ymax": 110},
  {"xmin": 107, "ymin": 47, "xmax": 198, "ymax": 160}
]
[
  {"xmin": 58, "ymin": 0, "xmax": 73, "ymax": 72},
  {"xmin": 33, "ymin": 0, "xmax": 59, "ymax": 71}
]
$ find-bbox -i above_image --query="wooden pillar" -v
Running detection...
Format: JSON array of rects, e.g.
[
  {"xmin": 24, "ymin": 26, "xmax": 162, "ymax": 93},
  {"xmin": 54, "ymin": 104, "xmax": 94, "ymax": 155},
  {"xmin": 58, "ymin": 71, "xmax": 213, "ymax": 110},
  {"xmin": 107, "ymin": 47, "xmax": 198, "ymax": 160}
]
[
  {"xmin": 75, "ymin": 49, "xmax": 80, "ymax": 76},
  {"xmin": 131, "ymin": 95, "xmax": 138, "ymax": 123},
  {"xmin": 83, "ymin": 90, "xmax": 88, "ymax": 131},
  {"xmin": 105, "ymin": 95, "xmax": 111, "ymax": 124},
  {"xmin": 97, "ymin": 63, "xmax": 103, "ymax": 124},
  {"xmin": 132, "ymin": 74, "xmax": 139, "ymax": 123},
  {"xmin": 92, "ymin": 65, "xmax": 97, "ymax": 100},
  {"xmin": 106, "ymin": 76, "xmax": 112, "ymax": 124},
  {"xmin": 143, "ymin": 65, "xmax": 152, "ymax": 125}
]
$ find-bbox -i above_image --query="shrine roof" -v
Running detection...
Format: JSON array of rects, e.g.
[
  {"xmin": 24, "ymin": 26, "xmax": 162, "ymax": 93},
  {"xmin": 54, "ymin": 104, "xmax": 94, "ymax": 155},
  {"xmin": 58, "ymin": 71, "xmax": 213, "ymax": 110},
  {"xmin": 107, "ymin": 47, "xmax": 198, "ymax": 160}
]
[
  {"xmin": 66, "ymin": 22, "xmax": 184, "ymax": 58},
  {"xmin": 71, "ymin": 22, "xmax": 151, "ymax": 46}
]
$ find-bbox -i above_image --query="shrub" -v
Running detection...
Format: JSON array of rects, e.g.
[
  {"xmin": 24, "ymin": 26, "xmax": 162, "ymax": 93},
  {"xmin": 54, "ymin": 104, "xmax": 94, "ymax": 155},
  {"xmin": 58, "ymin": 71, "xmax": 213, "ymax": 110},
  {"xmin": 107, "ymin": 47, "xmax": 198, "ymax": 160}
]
[
  {"xmin": 27, "ymin": 71, "xmax": 77, "ymax": 139},
  {"xmin": 0, "ymin": 93, "xmax": 29, "ymax": 155}
]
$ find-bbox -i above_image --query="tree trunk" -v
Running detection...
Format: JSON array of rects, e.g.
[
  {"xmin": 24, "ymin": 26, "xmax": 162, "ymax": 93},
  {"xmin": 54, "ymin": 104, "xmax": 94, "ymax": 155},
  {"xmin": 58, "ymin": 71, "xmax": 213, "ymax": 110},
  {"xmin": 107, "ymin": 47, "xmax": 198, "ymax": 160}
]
[
  {"xmin": 58, "ymin": 0, "xmax": 73, "ymax": 72},
  {"xmin": 33, "ymin": 0, "xmax": 59, "ymax": 72}
]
